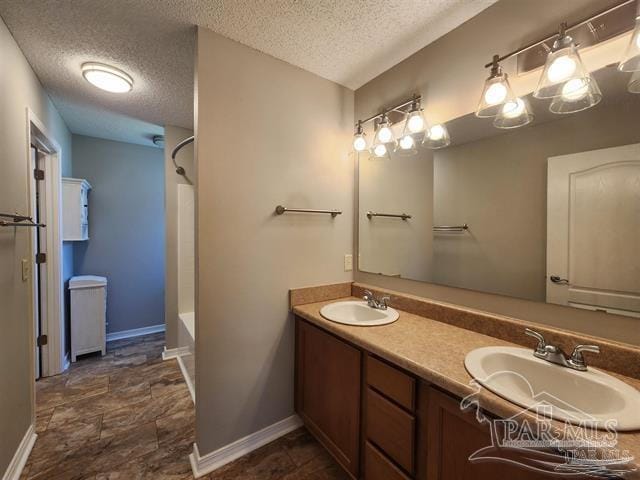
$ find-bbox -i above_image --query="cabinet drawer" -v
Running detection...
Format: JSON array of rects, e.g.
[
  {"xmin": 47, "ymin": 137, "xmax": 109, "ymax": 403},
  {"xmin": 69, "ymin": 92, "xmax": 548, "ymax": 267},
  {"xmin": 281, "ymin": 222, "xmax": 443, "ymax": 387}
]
[
  {"xmin": 365, "ymin": 441, "xmax": 411, "ymax": 480},
  {"xmin": 366, "ymin": 355, "xmax": 415, "ymax": 411},
  {"xmin": 366, "ymin": 388, "xmax": 415, "ymax": 474}
]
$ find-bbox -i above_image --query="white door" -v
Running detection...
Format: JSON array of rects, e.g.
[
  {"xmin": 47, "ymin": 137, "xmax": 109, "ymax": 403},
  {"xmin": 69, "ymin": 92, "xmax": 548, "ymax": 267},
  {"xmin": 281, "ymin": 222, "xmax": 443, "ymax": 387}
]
[{"xmin": 547, "ymin": 143, "xmax": 640, "ymax": 317}]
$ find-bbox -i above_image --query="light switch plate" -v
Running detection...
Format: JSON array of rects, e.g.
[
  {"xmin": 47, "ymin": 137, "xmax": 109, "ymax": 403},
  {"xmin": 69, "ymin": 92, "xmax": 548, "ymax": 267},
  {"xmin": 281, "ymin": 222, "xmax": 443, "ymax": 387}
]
[
  {"xmin": 21, "ymin": 258, "xmax": 30, "ymax": 282},
  {"xmin": 344, "ymin": 254, "xmax": 353, "ymax": 272}
]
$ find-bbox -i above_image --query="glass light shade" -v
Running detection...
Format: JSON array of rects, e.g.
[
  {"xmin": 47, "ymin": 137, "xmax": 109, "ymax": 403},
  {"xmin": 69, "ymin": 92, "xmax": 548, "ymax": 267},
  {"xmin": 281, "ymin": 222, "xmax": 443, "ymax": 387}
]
[
  {"xmin": 534, "ymin": 34, "xmax": 593, "ymax": 99},
  {"xmin": 372, "ymin": 143, "xmax": 388, "ymax": 158},
  {"xmin": 404, "ymin": 108, "xmax": 427, "ymax": 134},
  {"xmin": 395, "ymin": 134, "xmax": 418, "ymax": 156},
  {"xmin": 629, "ymin": 71, "xmax": 640, "ymax": 94},
  {"xmin": 549, "ymin": 76, "xmax": 602, "ymax": 114},
  {"xmin": 371, "ymin": 115, "xmax": 397, "ymax": 154},
  {"xmin": 476, "ymin": 71, "xmax": 516, "ymax": 117},
  {"xmin": 353, "ymin": 132, "xmax": 367, "ymax": 151},
  {"xmin": 81, "ymin": 62, "xmax": 133, "ymax": 93},
  {"xmin": 619, "ymin": 17, "xmax": 640, "ymax": 72},
  {"xmin": 423, "ymin": 124, "xmax": 450, "ymax": 149},
  {"xmin": 493, "ymin": 98, "xmax": 534, "ymax": 129}
]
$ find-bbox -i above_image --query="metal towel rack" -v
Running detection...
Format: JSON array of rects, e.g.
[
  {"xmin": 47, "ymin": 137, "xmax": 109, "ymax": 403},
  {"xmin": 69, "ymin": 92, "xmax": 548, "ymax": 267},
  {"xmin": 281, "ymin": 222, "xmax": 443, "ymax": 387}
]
[
  {"xmin": 0, "ymin": 212, "xmax": 46, "ymax": 228},
  {"xmin": 433, "ymin": 223, "xmax": 468, "ymax": 232},
  {"xmin": 275, "ymin": 205, "xmax": 342, "ymax": 217},
  {"xmin": 367, "ymin": 211, "xmax": 412, "ymax": 220}
]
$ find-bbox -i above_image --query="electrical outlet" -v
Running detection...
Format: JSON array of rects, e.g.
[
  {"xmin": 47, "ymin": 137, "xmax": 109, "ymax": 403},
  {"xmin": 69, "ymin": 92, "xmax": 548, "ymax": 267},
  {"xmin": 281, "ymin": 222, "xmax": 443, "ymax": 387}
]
[
  {"xmin": 344, "ymin": 254, "xmax": 353, "ymax": 272},
  {"xmin": 21, "ymin": 258, "xmax": 30, "ymax": 282}
]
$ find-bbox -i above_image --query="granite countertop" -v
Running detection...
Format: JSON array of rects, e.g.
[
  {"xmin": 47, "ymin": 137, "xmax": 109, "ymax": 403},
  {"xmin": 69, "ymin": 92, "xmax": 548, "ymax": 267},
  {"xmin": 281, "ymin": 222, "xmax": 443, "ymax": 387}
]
[{"xmin": 293, "ymin": 297, "xmax": 640, "ymax": 477}]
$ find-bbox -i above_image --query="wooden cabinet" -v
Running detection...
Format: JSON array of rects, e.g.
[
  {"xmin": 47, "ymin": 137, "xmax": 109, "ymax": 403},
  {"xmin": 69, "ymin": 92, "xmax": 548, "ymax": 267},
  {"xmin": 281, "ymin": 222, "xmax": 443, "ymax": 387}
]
[
  {"xmin": 422, "ymin": 385, "xmax": 585, "ymax": 480},
  {"xmin": 295, "ymin": 318, "xmax": 589, "ymax": 480},
  {"xmin": 295, "ymin": 319, "xmax": 362, "ymax": 478}
]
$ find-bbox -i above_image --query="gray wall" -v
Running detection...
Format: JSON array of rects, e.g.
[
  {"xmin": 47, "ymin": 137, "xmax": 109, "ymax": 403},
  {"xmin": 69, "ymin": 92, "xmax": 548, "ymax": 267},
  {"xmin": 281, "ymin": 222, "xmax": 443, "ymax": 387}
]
[
  {"xmin": 72, "ymin": 135, "xmax": 165, "ymax": 335},
  {"xmin": 354, "ymin": 0, "xmax": 640, "ymax": 345},
  {"xmin": 195, "ymin": 27, "xmax": 354, "ymax": 455},
  {"xmin": 0, "ymin": 16, "xmax": 72, "ymax": 476},
  {"xmin": 164, "ymin": 125, "xmax": 194, "ymax": 349}
]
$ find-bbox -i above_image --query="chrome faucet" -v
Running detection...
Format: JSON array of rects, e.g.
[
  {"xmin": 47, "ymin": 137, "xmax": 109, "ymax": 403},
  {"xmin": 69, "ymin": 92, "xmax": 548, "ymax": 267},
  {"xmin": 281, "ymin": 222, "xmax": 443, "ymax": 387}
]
[
  {"xmin": 363, "ymin": 290, "xmax": 390, "ymax": 310},
  {"xmin": 525, "ymin": 328, "xmax": 600, "ymax": 371}
]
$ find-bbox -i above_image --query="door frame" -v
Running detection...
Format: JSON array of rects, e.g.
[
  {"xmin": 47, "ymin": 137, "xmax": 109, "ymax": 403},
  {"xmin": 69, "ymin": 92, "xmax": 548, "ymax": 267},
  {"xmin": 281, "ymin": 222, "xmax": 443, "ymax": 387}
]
[{"xmin": 26, "ymin": 109, "xmax": 65, "ymax": 377}]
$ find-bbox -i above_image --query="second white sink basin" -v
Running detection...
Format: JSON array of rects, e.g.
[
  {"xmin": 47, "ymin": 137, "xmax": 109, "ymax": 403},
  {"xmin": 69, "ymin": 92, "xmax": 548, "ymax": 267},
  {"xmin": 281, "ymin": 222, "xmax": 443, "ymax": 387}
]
[
  {"xmin": 465, "ymin": 346, "xmax": 640, "ymax": 431},
  {"xmin": 320, "ymin": 301, "xmax": 399, "ymax": 326}
]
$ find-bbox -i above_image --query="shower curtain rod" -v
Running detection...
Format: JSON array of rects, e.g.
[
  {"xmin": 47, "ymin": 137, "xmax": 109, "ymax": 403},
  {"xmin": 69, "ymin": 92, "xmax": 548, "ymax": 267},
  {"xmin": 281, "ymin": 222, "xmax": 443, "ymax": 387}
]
[{"xmin": 171, "ymin": 135, "xmax": 194, "ymax": 176}]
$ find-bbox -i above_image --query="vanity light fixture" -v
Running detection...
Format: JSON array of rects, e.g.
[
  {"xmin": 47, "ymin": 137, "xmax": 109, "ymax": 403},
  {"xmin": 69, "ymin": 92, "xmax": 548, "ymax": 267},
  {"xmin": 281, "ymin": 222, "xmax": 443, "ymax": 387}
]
[
  {"xmin": 476, "ymin": 55, "xmax": 516, "ymax": 118},
  {"xmin": 619, "ymin": 4, "xmax": 640, "ymax": 72},
  {"xmin": 533, "ymin": 23, "xmax": 601, "ymax": 114},
  {"xmin": 404, "ymin": 97, "xmax": 427, "ymax": 134},
  {"xmin": 423, "ymin": 124, "xmax": 450, "ymax": 149},
  {"xmin": 352, "ymin": 121, "xmax": 368, "ymax": 152},
  {"xmin": 493, "ymin": 97, "xmax": 534, "ymax": 129},
  {"xmin": 82, "ymin": 62, "xmax": 133, "ymax": 93},
  {"xmin": 371, "ymin": 114, "xmax": 397, "ymax": 156}
]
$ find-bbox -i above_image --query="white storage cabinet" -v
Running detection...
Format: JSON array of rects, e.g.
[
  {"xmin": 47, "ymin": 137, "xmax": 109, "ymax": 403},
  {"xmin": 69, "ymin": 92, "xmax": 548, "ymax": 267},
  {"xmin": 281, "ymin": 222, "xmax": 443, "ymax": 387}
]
[
  {"xmin": 62, "ymin": 177, "xmax": 91, "ymax": 241},
  {"xmin": 69, "ymin": 276, "xmax": 107, "ymax": 362}
]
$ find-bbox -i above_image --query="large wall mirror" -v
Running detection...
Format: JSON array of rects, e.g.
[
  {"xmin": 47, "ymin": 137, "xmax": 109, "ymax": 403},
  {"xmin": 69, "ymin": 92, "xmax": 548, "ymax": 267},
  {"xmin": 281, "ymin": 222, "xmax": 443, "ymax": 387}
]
[{"xmin": 358, "ymin": 64, "xmax": 640, "ymax": 318}]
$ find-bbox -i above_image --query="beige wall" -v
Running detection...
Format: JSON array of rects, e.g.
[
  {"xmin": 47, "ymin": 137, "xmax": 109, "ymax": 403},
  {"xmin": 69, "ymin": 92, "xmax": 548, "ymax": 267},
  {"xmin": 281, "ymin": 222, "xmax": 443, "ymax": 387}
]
[
  {"xmin": 354, "ymin": 0, "xmax": 640, "ymax": 346},
  {"xmin": 164, "ymin": 125, "xmax": 194, "ymax": 348},
  {"xmin": 0, "ymin": 17, "xmax": 72, "ymax": 475},
  {"xmin": 431, "ymin": 100, "xmax": 640, "ymax": 302},
  {"xmin": 195, "ymin": 27, "xmax": 354, "ymax": 455}
]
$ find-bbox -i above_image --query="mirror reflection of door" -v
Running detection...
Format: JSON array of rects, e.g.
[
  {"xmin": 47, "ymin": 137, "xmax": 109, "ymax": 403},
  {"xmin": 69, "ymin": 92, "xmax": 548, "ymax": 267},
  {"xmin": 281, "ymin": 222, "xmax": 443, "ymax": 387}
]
[{"xmin": 547, "ymin": 143, "xmax": 640, "ymax": 318}]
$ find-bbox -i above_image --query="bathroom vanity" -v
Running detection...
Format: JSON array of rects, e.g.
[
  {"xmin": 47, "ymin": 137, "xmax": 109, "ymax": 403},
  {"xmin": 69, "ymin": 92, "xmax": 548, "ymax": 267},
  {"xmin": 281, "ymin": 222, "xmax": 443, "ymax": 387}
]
[{"xmin": 292, "ymin": 285, "xmax": 640, "ymax": 480}]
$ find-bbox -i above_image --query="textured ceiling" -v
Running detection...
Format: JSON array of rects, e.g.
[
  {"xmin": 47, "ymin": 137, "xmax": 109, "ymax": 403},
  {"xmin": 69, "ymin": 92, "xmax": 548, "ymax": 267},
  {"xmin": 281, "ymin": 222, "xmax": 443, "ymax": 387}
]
[{"xmin": 0, "ymin": 0, "xmax": 496, "ymax": 147}]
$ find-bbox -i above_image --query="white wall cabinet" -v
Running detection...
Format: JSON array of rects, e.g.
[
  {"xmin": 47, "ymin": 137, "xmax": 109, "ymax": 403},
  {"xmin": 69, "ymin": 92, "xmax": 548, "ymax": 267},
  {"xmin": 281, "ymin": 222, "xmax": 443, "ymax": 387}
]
[{"xmin": 62, "ymin": 177, "xmax": 91, "ymax": 241}]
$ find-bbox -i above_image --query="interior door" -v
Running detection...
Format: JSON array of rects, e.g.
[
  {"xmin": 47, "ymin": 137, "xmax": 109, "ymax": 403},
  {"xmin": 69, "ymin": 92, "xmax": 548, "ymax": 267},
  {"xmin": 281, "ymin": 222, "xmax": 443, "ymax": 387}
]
[
  {"xmin": 30, "ymin": 145, "xmax": 48, "ymax": 379},
  {"xmin": 547, "ymin": 143, "xmax": 640, "ymax": 317}
]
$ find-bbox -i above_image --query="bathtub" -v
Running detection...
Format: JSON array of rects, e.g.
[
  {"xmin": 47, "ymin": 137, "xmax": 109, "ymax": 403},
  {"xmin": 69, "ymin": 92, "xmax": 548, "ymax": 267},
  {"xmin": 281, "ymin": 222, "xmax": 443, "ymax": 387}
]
[{"xmin": 177, "ymin": 311, "xmax": 195, "ymax": 402}]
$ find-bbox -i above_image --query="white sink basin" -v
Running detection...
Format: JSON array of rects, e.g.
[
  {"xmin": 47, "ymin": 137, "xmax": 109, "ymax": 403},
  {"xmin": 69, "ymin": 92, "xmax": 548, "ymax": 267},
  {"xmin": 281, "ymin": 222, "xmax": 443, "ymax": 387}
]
[
  {"xmin": 320, "ymin": 301, "xmax": 399, "ymax": 326},
  {"xmin": 465, "ymin": 346, "xmax": 640, "ymax": 431}
]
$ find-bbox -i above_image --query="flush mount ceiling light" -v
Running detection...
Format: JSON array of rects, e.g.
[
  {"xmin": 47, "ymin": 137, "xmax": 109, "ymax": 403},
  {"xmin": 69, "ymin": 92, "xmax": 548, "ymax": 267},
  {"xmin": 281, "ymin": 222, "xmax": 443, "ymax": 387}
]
[
  {"xmin": 81, "ymin": 62, "xmax": 133, "ymax": 93},
  {"xmin": 493, "ymin": 97, "xmax": 534, "ymax": 129},
  {"xmin": 619, "ymin": 4, "xmax": 640, "ymax": 72},
  {"xmin": 423, "ymin": 124, "xmax": 450, "ymax": 149},
  {"xmin": 476, "ymin": 55, "xmax": 516, "ymax": 118},
  {"xmin": 352, "ymin": 121, "xmax": 368, "ymax": 152}
]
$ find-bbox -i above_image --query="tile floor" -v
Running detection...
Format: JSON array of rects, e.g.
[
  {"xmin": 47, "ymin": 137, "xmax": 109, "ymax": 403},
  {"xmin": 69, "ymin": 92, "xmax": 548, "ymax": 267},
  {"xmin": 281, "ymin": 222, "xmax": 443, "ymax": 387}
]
[{"xmin": 25, "ymin": 333, "xmax": 348, "ymax": 479}]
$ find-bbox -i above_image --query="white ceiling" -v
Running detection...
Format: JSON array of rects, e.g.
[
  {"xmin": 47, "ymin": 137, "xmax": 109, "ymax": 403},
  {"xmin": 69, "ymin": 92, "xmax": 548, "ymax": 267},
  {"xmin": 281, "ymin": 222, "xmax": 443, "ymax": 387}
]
[{"xmin": 0, "ymin": 0, "xmax": 496, "ymax": 147}]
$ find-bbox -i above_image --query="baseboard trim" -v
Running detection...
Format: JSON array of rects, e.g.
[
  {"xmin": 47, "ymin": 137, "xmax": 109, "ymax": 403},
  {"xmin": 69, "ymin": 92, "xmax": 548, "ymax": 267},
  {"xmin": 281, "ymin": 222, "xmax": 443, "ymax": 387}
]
[
  {"xmin": 189, "ymin": 415, "xmax": 303, "ymax": 478},
  {"xmin": 176, "ymin": 354, "xmax": 195, "ymax": 404},
  {"xmin": 2, "ymin": 424, "xmax": 37, "ymax": 480},
  {"xmin": 106, "ymin": 324, "xmax": 165, "ymax": 342},
  {"xmin": 161, "ymin": 345, "xmax": 190, "ymax": 360}
]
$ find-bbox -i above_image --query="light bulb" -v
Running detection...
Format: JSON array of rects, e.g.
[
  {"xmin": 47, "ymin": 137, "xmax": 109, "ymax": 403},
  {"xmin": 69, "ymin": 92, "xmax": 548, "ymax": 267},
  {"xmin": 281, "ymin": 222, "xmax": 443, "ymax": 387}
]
[
  {"xmin": 429, "ymin": 125, "xmax": 445, "ymax": 141},
  {"xmin": 373, "ymin": 144, "xmax": 387, "ymax": 157},
  {"xmin": 547, "ymin": 55, "xmax": 577, "ymax": 83},
  {"xmin": 484, "ymin": 82, "xmax": 508, "ymax": 105},
  {"xmin": 407, "ymin": 114, "xmax": 425, "ymax": 133},
  {"xmin": 561, "ymin": 78, "xmax": 588, "ymax": 101},
  {"xmin": 377, "ymin": 126, "xmax": 393, "ymax": 143},
  {"xmin": 501, "ymin": 98, "xmax": 525, "ymax": 119},
  {"xmin": 353, "ymin": 135, "xmax": 367, "ymax": 152},
  {"xmin": 399, "ymin": 135, "xmax": 415, "ymax": 150}
]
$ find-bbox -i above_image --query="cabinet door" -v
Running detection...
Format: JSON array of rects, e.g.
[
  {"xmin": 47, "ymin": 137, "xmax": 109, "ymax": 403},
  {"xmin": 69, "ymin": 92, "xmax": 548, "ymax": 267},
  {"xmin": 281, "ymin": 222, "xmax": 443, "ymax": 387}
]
[
  {"xmin": 424, "ymin": 386, "xmax": 589, "ymax": 480},
  {"xmin": 295, "ymin": 318, "xmax": 361, "ymax": 479}
]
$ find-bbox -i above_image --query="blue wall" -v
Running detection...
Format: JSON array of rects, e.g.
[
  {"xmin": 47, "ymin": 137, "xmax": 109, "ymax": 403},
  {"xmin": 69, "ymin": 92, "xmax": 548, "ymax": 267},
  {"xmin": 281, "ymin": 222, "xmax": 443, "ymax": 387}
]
[{"xmin": 72, "ymin": 135, "xmax": 165, "ymax": 334}]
